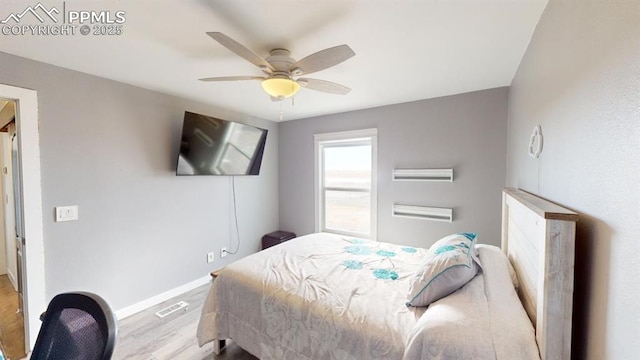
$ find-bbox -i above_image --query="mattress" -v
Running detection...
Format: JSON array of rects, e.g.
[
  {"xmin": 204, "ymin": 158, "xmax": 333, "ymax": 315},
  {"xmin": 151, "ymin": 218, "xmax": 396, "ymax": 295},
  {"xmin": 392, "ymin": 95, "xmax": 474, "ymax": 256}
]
[{"xmin": 197, "ymin": 233, "xmax": 539, "ymax": 360}]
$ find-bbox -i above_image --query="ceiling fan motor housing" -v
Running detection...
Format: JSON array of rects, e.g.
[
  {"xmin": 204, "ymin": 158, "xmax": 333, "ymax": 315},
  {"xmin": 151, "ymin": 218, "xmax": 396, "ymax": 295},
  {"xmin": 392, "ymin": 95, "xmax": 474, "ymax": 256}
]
[{"xmin": 266, "ymin": 49, "xmax": 296, "ymax": 74}]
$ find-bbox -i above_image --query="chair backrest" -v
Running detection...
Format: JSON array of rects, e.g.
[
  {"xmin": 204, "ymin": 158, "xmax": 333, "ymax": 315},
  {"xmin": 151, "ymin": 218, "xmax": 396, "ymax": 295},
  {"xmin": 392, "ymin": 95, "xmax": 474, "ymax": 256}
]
[{"xmin": 30, "ymin": 292, "xmax": 117, "ymax": 360}]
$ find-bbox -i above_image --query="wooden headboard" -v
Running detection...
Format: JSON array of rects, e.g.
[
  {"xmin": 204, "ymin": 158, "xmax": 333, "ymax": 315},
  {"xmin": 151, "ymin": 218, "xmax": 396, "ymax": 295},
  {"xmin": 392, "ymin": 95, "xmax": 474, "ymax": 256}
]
[{"xmin": 501, "ymin": 188, "xmax": 578, "ymax": 360}]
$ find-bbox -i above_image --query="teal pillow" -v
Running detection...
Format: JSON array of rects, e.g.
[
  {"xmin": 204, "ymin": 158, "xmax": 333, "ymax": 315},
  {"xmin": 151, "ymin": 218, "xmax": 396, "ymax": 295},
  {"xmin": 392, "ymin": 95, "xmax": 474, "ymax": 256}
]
[{"xmin": 406, "ymin": 233, "xmax": 481, "ymax": 307}]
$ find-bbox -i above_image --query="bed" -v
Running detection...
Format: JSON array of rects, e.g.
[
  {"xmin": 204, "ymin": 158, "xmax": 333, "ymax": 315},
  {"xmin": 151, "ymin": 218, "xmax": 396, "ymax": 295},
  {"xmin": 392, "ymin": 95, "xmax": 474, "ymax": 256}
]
[{"xmin": 197, "ymin": 188, "xmax": 578, "ymax": 359}]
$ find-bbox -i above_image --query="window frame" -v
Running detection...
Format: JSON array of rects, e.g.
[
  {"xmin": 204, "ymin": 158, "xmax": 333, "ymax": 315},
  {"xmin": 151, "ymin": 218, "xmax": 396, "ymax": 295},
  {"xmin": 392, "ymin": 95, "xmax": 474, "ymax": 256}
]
[{"xmin": 314, "ymin": 128, "xmax": 377, "ymax": 240}]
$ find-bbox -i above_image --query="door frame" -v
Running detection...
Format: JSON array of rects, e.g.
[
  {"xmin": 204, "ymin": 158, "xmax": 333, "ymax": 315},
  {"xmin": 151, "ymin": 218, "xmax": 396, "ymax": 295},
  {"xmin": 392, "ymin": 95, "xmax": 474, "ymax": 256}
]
[
  {"xmin": 1, "ymin": 130, "xmax": 19, "ymax": 291},
  {"xmin": 0, "ymin": 84, "xmax": 45, "ymax": 351}
]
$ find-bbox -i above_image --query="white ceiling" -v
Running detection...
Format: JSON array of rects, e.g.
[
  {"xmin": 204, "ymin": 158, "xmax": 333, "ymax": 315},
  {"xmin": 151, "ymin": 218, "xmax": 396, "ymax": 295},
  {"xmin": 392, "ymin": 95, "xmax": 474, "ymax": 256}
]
[{"xmin": 0, "ymin": 0, "xmax": 547, "ymax": 121}]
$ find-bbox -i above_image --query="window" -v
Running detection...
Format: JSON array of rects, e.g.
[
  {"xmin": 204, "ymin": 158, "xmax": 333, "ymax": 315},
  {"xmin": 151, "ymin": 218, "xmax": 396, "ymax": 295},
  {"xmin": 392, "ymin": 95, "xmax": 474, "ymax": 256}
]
[{"xmin": 314, "ymin": 129, "xmax": 377, "ymax": 239}]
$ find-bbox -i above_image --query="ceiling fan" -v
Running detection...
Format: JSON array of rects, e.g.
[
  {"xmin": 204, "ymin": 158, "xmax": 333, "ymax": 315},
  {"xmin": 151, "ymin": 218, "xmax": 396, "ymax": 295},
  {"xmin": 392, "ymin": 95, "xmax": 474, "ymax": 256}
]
[{"xmin": 199, "ymin": 32, "xmax": 355, "ymax": 101}]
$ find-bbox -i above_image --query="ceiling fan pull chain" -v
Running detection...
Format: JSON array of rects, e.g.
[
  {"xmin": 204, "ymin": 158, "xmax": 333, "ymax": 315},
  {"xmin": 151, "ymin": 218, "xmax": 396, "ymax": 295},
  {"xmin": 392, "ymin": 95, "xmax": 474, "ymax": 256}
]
[
  {"xmin": 279, "ymin": 101, "xmax": 284, "ymax": 121},
  {"xmin": 291, "ymin": 81, "xmax": 295, "ymax": 107}
]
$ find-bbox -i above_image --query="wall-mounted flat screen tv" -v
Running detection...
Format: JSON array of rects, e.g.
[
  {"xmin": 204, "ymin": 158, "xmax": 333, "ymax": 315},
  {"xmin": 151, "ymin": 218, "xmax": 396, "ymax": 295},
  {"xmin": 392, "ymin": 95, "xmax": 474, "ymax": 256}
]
[{"xmin": 176, "ymin": 111, "xmax": 268, "ymax": 175}]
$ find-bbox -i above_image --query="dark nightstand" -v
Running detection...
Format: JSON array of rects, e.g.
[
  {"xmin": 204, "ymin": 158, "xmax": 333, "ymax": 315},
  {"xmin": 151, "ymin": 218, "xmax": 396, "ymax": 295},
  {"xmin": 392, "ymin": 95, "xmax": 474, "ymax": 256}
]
[{"xmin": 262, "ymin": 231, "xmax": 296, "ymax": 250}]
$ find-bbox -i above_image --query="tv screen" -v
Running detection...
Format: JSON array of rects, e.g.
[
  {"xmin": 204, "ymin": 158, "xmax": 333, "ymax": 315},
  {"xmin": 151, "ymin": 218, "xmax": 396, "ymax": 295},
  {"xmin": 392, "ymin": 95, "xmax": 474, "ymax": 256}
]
[{"xmin": 176, "ymin": 111, "xmax": 268, "ymax": 175}]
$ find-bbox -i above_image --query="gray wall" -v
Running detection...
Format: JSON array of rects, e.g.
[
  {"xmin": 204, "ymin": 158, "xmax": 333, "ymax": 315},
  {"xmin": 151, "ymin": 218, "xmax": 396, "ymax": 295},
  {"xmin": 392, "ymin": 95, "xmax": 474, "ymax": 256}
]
[
  {"xmin": 0, "ymin": 52, "xmax": 279, "ymax": 311},
  {"xmin": 506, "ymin": 1, "xmax": 639, "ymax": 359},
  {"xmin": 279, "ymin": 88, "xmax": 508, "ymax": 248}
]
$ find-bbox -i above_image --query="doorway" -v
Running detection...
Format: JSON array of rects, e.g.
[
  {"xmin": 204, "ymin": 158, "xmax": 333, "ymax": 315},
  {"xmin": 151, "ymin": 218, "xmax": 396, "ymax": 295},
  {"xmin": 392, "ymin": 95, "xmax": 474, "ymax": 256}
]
[
  {"xmin": 0, "ymin": 101, "xmax": 23, "ymax": 358},
  {"xmin": 0, "ymin": 84, "xmax": 45, "ymax": 356},
  {"xmin": 0, "ymin": 100, "xmax": 25, "ymax": 358}
]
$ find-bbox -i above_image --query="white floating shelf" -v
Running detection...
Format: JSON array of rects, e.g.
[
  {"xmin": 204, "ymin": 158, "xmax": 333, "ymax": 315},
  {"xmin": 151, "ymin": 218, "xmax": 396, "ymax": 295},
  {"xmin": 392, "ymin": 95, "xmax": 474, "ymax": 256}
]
[
  {"xmin": 392, "ymin": 204, "xmax": 453, "ymax": 222},
  {"xmin": 392, "ymin": 168, "xmax": 453, "ymax": 182}
]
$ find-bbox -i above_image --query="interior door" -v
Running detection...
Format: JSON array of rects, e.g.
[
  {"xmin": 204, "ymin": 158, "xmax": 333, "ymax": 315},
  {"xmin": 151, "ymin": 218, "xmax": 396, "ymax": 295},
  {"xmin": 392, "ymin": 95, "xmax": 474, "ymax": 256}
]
[
  {"xmin": 1, "ymin": 130, "xmax": 18, "ymax": 292},
  {"xmin": 11, "ymin": 132, "xmax": 24, "ymax": 313}
]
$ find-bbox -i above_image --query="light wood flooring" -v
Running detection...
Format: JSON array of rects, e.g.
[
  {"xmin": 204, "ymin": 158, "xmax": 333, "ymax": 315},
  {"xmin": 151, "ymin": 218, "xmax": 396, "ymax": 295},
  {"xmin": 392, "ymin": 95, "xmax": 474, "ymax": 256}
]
[
  {"xmin": 0, "ymin": 274, "xmax": 25, "ymax": 360},
  {"xmin": 113, "ymin": 283, "xmax": 257, "ymax": 360}
]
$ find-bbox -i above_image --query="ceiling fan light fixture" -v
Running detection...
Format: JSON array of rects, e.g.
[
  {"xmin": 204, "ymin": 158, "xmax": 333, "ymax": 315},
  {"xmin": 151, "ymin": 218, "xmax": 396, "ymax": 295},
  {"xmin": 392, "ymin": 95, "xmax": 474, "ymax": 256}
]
[{"xmin": 261, "ymin": 78, "xmax": 300, "ymax": 98}]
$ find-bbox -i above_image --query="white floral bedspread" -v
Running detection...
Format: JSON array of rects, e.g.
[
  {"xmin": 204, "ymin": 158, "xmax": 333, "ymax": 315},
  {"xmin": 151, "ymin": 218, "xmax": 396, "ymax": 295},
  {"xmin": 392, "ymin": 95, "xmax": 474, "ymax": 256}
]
[{"xmin": 197, "ymin": 233, "xmax": 539, "ymax": 360}]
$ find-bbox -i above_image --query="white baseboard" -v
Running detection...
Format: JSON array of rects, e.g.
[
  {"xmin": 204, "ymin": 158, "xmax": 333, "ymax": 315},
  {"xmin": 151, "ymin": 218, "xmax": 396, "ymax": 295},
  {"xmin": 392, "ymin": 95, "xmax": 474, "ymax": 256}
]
[
  {"xmin": 6, "ymin": 270, "xmax": 18, "ymax": 292},
  {"xmin": 115, "ymin": 275, "xmax": 211, "ymax": 320}
]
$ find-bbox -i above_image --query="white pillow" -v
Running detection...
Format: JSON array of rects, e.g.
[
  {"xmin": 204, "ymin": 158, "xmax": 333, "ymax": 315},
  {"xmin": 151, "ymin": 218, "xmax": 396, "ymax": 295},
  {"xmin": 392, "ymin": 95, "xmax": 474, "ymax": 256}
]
[
  {"xmin": 406, "ymin": 233, "xmax": 481, "ymax": 307},
  {"xmin": 476, "ymin": 244, "xmax": 519, "ymax": 290}
]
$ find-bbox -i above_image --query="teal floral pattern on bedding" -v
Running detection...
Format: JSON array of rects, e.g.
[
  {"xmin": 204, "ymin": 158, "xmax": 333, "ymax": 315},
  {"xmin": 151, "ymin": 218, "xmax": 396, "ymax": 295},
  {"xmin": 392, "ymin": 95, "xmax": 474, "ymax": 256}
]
[
  {"xmin": 434, "ymin": 244, "xmax": 457, "ymax": 254},
  {"xmin": 373, "ymin": 268, "xmax": 399, "ymax": 280},
  {"xmin": 460, "ymin": 232, "xmax": 477, "ymax": 241},
  {"xmin": 376, "ymin": 250, "xmax": 396, "ymax": 257},
  {"xmin": 342, "ymin": 260, "xmax": 364, "ymax": 270},
  {"xmin": 341, "ymin": 238, "xmax": 423, "ymax": 281},
  {"xmin": 345, "ymin": 245, "xmax": 373, "ymax": 255}
]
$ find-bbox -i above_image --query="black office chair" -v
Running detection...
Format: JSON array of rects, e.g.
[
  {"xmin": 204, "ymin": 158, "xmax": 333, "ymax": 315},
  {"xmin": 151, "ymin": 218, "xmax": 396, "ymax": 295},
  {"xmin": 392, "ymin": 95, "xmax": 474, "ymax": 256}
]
[{"xmin": 31, "ymin": 292, "xmax": 118, "ymax": 360}]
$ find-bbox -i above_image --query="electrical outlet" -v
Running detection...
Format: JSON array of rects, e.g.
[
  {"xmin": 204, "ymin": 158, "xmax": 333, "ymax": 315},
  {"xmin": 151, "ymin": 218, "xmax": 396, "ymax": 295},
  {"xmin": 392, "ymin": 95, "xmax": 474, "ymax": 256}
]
[
  {"xmin": 55, "ymin": 205, "xmax": 78, "ymax": 222},
  {"xmin": 220, "ymin": 248, "xmax": 228, "ymax": 258},
  {"xmin": 207, "ymin": 252, "xmax": 215, "ymax": 263}
]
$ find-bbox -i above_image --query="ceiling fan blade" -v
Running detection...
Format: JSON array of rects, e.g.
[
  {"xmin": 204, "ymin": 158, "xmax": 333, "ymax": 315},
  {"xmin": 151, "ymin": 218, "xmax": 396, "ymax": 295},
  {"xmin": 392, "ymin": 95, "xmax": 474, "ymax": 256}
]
[
  {"xmin": 207, "ymin": 32, "xmax": 274, "ymax": 72},
  {"xmin": 298, "ymin": 78, "xmax": 351, "ymax": 95},
  {"xmin": 290, "ymin": 45, "xmax": 355, "ymax": 76},
  {"xmin": 199, "ymin": 76, "xmax": 265, "ymax": 82}
]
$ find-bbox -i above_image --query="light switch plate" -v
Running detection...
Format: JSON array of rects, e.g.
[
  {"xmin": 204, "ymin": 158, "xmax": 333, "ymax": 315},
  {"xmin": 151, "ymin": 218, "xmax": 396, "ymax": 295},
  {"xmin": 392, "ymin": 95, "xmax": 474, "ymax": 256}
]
[{"xmin": 55, "ymin": 206, "xmax": 78, "ymax": 222}]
